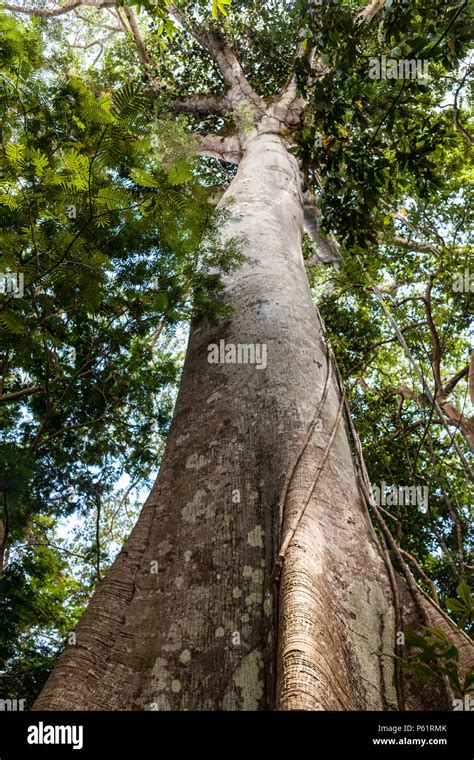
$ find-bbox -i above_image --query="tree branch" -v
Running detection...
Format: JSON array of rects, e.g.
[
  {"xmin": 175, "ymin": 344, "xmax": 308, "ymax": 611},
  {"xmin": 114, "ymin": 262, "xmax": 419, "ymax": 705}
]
[
  {"xmin": 453, "ymin": 65, "xmax": 474, "ymax": 144},
  {"xmin": 425, "ymin": 438, "xmax": 466, "ymax": 582},
  {"xmin": 387, "ymin": 234, "xmax": 440, "ymax": 254},
  {"xmin": 168, "ymin": 3, "xmax": 263, "ymax": 116},
  {"xmin": 389, "ymin": 382, "xmax": 474, "ymax": 453},
  {"xmin": 381, "ymin": 202, "xmax": 444, "ymax": 258},
  {"xmin": 0, "ymin": 369, "xmax": 94, "ymax": 405},
  {"xmin": 358, "ymin": 255, "xmax": 474, "ymax": 476},
  {"xmin": 470, "ymin": 350, "xmax": 474, "ymax": 405},
  {"xmin": 302, "ymin": 190, "xmax": 341, "ymax": 268},
  {"xmin": 71, "ymin": 31, "xmax": 115, "ymax": 49},
  {"xmin": 357, "ymin": 0, "xmax": 386, "ymax": 24},
  {"xmin": 436, "ymin": 397, "xmax": 474, "ymax": 453},
  {"xmin": 270, "ymin": 78, "xmax": 308, "ymax": 129},
  {"xmin": 442, "ymin": 365, "xmax": 469, "ymax": 397},
  {"xmin": 121, "ymin": 5, "xmax": 152, "ymax": 68},
  {"xmin": 171, "ymin": 93, "xmax": 231, "ymax": 116},
  {"xmin": 399, "ymin": 548, "xmax": 440, "ymax": 604},
  {"xmin": 0, "ymin": 384, "xmax": 45, "ymax": 403},
  {"xmin": 74, "ymin": 9, "xmax": 122, "ymax": 32},
  {"xmin": 424, "ymin": 274, "xmax": 442, "ymax": 393},
  {"xmin": 196, "ymin": 132, "xmax": 242, "ymax": 164},
  {"xmin": 4, "ymin": 0, "xmax": 115, "ymax": 18}
]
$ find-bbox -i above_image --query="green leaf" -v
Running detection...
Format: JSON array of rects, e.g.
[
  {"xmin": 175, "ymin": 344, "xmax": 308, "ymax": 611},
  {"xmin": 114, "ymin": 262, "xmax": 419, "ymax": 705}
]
[
  {"xmin": 212, "ymin": 0, "xmax": 231, "ymax": 19},
  {"xmin": 422, "ymin": 627, "xmax": 449, "ymax": 643},
  {"xmin": 5, "ymin": 143, "xmax": 26, "ymax": 167},
  {"xmin": 446, "ymin": 598, "xmax": 467, "ymax": 613},
  {"xmin": 167, "ymin": 161, "xmax": 192, "ymax": 186},
  {"xmin": 0, "ymin": 310, "xmax": 27, "ymax": 335},
  {"xmin": 29, "ymin": 149, "xmax": 49, "ymax": 177},
  {"xmin": 0, "ymin": 193, "xmax": 19, "ymax": 209},
  {"xmin": 129, "ymin": 168, "xmax": 160, "ymax": 188},
  {"xmin": 400, "ymin": 662, "xmax": 437, "ymax": 678},
  {"xmin": 463, "ymin": 670, "xmax": 474, "ymax": 691},
  {"xmin": 404, "ymin": 631, "xmax": 427, "ymax": 648},
  {"xmin": 95, "ymin": 187, "xmax": 129, "ymax": 210},
  {"xmin": 456, "ymin": 583, "xmax": 471, "ymax": 609}
]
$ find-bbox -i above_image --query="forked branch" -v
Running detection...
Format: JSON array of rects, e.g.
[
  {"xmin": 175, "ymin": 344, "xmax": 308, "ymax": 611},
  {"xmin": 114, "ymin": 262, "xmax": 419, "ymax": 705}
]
[{"xmin": 4, "ymin": 0, "xmax": 115, "ymax": 17}]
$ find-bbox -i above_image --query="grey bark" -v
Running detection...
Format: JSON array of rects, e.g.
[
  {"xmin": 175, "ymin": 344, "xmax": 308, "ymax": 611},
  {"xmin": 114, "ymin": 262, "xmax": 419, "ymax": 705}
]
[{"xmin": 34, "ymin": 130, "xmax": 473, "ymax": 712}]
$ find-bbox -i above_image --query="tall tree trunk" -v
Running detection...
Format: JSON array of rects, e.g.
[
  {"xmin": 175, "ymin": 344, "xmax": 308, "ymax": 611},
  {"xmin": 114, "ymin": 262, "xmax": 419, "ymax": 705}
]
[{"xmin": 34, "ymin": 131, "xmax": 472, "ymax": 711}]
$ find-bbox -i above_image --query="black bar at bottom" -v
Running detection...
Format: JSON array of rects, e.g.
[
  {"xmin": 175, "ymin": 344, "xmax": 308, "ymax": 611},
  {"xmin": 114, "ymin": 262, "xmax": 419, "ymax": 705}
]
[{"xmin": 0, "ymin": 710, "xmax": 471, "ymax": 758}]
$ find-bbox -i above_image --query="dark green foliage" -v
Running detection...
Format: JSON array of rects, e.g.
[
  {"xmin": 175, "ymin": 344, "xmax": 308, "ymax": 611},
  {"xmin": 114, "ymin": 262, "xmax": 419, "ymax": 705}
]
[
  {"xmin": 399, "ymin": 624, "xmax": 473, "ymax": 697},
  {"xmin": 0, "ymin": 12, "xmax": 244, "ymax": 705}
]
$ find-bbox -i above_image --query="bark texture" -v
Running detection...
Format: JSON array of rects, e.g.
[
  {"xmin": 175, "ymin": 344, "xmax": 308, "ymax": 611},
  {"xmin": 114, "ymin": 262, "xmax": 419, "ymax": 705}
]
[{"xmin": 34, "ymin": 131, "xmax": 473, "ymax": 712}]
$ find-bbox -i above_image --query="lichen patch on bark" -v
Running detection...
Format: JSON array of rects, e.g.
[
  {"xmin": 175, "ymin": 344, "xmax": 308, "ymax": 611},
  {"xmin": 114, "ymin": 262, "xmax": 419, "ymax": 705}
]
[{"xmin": 346, "ymin": 580, "xmax": 397, "ymax": 710}]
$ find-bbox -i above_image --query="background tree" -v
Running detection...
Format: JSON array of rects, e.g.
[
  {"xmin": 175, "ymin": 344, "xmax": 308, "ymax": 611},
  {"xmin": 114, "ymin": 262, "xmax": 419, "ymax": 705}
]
[{"xmin": 0, "ymin": 11, "xmax": 242, "ymax": 706}]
